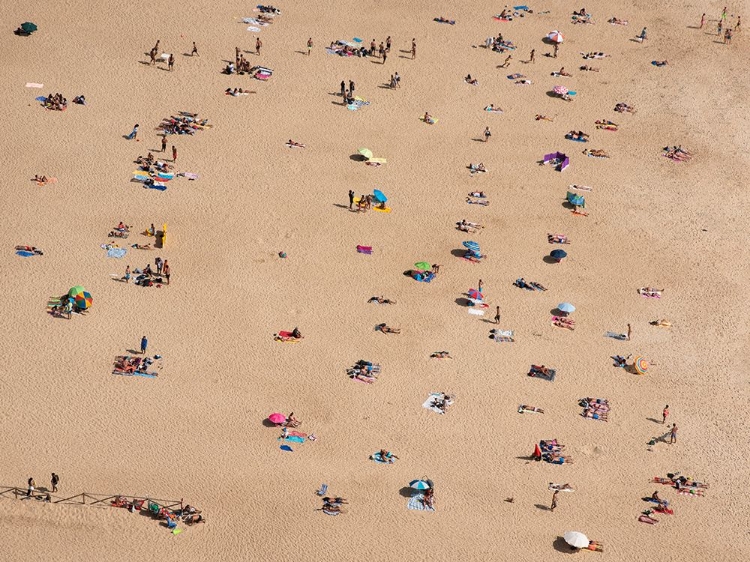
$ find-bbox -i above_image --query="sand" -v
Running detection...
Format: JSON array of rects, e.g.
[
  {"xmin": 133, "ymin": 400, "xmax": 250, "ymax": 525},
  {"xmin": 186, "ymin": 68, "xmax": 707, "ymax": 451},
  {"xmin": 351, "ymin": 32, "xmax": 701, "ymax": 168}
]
[{"xmin": 1, "ymin": 0, "xmax": 749, "ymax": 560}]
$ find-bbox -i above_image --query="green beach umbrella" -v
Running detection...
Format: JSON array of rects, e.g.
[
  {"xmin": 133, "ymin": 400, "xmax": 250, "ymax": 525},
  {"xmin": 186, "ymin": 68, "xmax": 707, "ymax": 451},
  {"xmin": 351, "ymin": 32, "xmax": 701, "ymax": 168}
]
[
  {"xmin": 414, "ymin": 262, "xmax": 431, "ymax": 271},
  {"xmin": 68, "ymin": 285, "xmax": 86, "ymax": 297},
  {"xmin": 358, "ymin": 147, "xmax": 373, "ymax": 160},
  {"xmin": 21, "ymin": 22, "xmax": 38, "ymax": 33}
]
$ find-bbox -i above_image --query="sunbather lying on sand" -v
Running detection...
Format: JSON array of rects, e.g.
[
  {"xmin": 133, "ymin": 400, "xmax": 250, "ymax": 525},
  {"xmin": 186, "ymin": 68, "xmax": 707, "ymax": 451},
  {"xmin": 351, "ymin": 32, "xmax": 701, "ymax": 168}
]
[
  {"xmin": 566, "ymin": 131, "xmax": 589, "ymax": 141},
  {"xmin": 579, "ymin": 65, "xmax": 600, "ymax": 72},
  {"xmin": 15, "ymin": 245, "xmax": 44, "ymax": 255},
  {"xmin": 609, "ymin": 17, "xmax": 628, "ymax": 25},
  {"xmin": 464, "ymin": 74, "xmax": 478, "ymax": 85},
  {"xmin": 547, "ymin": 234, "xmax": 569, "ymax": 244},
  {"xmin": 184, "ymin": 514, "xmax": 205, "ymax": 525},
  {"xmin": 581, "ymin": 52, "xmax": 610, "ymax": 59},
  {"xmin": 555, "ymin": 67, "xmax": 572, "ymax": 77},
  {"xmin": 535, "ymin": 114, "xmax": 554, "ymax": 121},
  {"xmin": 468, "ymin": 163, "xmax": 486, "ymax": 173},
  {"xmin": 431, "ymin": 351, "xmax": 453, "ymax": 359},
  {"xmin": 376, "ymin": 449, "xmax": 398, "ymax": 463},
  {"xmin": 376, "ymin": 323, "xmax": 401, "ymax": 334},
  {"xmin": 584, "ymin": 149, "xmax": 610, "ymax": 158},
  {"xmin": 468, "ymin": 191, "xmax": 486, "ymax": 198},
  {"xmin": 457, "ymin": 223, "xmax": 478, "ymax": 233},
  {"xmin": 131, "ymin": 243, "xmax": 152, "ymax": 250},
  {"xmin": 519, "ymin": 405, "xmax": 544, "ymax": 414},
  {"xmin": 286, "ymin": 139, "xmax": 306, "ymax": 148},
  {"xmin": 515, "ymin": 79, "xmax": 532, "ymax": 85},
  {"xmin": 615, "ymin": 102, "xmax": 636, "ymax": 113},
  {"xmin": 368, "ymin": 296, "xmax": 395, "ymax": 304},
  {"xmin": 652, "ymin": 60, "xmax": 669, "ymax": 67},
  {"xmin": 638, "ymin": 287, "xmax": 664, "ymax": 297},
  {"xmin": 582, "ymin": 408, "xmax": 608, "ymax": 421},
  {"xmin": 485, "ymin": 104, "xmax": 503, "ymax": 112},
  {"xmin": 423, "ymin": 112, "xmax": 436, "ymax": 124},
  {"xmin": 650, "ymin": 319, "xmax": 672, "ymax": 327},
  {"xmin": 552, "ymin": 316, "xmax": 575, "ymax": 330},
  {"xmin": 549, "ymin": 483, "xmax": 574, "ymax": 492}
]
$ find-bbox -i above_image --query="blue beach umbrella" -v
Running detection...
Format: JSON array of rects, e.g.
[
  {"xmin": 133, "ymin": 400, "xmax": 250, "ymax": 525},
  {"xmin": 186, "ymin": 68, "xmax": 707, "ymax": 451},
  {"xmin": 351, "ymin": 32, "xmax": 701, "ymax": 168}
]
[
  {"xmin": 558, "ymin": 302, "xmax": 575, "ymax": 314},
  {"xmin": 463, "ymin": 241, "xmax": 480, "ymax": 251},
  {"xmin": 550, "ymin": 249, "xmax": 567, "ymax": 260},
  {"xmin": 410, "ymin": 479, "xmax": 431, "ymax": 490},
  {"xmin": 373, "ymin": 189, "xmax": 387, "ymax": 203}
]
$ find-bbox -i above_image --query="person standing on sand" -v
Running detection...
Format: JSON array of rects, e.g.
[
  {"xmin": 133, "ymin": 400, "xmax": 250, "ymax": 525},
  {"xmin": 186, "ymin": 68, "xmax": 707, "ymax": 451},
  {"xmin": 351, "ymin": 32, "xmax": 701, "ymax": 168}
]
[
  {"xmin": 172, "ymin": 145, "xmax": 177, "ymax": 163},
  {"xmin": 340, "ymin": 80, "xmax": 346, "ymax": 97},
  {"xmin": 411, "ymin": 38, "xmax": 416, "ymax": 59},
  {"xmin": 163, "ymin": 261, "xmax": 170, "ymax": 284},
  {"xmin": 386, "ymin": 36, "xmax": 392, "ymax": 52},
  {"xmin": 529, "ymin": 49, "xmax": 535, "ymax": 63},
  {"xmin": 699, "ymin": 13, "xmax": 706, "ymax": 28},
  {"xmin": 191, "ymin": 42, "xmax": 199, "ymax": 56},
  {"xmin": 501, "ymin": 54, "xmax": 512, "ymax": 68},
  {"xmin": 662, "ymin": 405, "xmax": 669, "ymax": 424},
  {"xmin": 154, "ymin": 40, "xmax": 160, "ymax": 53},
  {"xmin": 307, "ymin": 37, "xmax": 313, "ymax": 55},
  {"xmin": 735, "ymin": 15, "xmax": 741, "ymax": 31},
  {"xmin": 553, "ymin": 43, "xmax": 559, "ymax": 58},
  {"xmin": 27, "ymin": 477, "xmax": 35, "ymax": 497},
  {"xmin": 124, "ymin": 265, "xmax": 131, "ymax": 283},
  {"xmin": 370, "ymin": 39, "xmax": 376, "ymax": 56},
  {"xmin": 348, "ymin": 190, "xmax": 355, "ymax": 209},
  {"xmin": 161, "ymin": 135, "xmax": 167, "ymax": 152},
  {"xmin": 494, "ymin": 306, "xmax": 501, "ymax": 324},
  {"xmin": 382, "ymin": 50, "xmax": 387, "ymax": 64},
  {"xmin": 256, "ymin": 37, "xmax": 262, "ymax": 55},
  {"xmin": 721, "ymin": 6, "xmax": 727, "ymax": 23},
  {"xmin": 395, "ymin": 72, "xmax": 401, "ymax": 87},
  {"xmin": 51, "ymin": 473, "xmax": 59, "ymax": 493},
  {"xmin": 168, "ymin": 53, "xmax": 174, "ymax": 71},
  {"xmin": 717, "ymin": 20, "xmax": 723, "ymax": 35},
  {"xmin": 478, "ymin": 279, "xmax": 483, "ymax": 293},
  {"xmin": 626, "ymin": 323, "xmax": 632, "ymax": 341},
  {"xmin": 140, "ymin": 335, "xmax": 148, "ymax": 355},
  {"xmin": 669, "ymin": 424, "xmax": 678, "ymax": 444},
  {"xmin": 551, "ymin": 490, "xmax": 559, "ymax": 512},
  {"xmin": 149, "ymin": 47, "xmax": 157, "ymax": 65},
  {"xmin": 349, "ymin": 80, "xmax": 355, "ymax": 95},
  {"xmin": 724, "ymin": 28, "xmax": 732, "ymax": 43},
  {"xmin": 235, "ymin": 47, "xmax": 241, "ymax": 67},
  {"xmin": 484, "ymin": 127, "xmax": 491, "ymax": 142}
]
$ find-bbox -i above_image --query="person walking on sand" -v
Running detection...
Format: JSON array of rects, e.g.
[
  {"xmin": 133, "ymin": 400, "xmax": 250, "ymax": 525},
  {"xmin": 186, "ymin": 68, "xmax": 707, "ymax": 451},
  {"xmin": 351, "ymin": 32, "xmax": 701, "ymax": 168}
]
[
  {"xmin": 124, "ymin": 265, "xmax": 131, "ymax": 283},
  {"xmin": 153, "ymin": 39, "xmax": 160, "ymax": 53},
  {"xmin": 718, "ymin": 20, "xmax": 723, "ymax": 36},
  {"xmin": 386, "ymin": 36, "xmax": 392, "ymax": 52},
  {"xmin": 721, "ymin": 6, "xmax": 728, "ymax": 23},
  {"xmin": 735, "ymin": 15, "xmax": 741, "ymax": 31},
  {"xmin": 553, "ymin": 43, "xmax": 559, "ymax": 58},
  {"xmin": 494, "ymin": 306, "xmax": 501, "ymax": 324},
  {"xmin": 669, "ymin": 423, "xmax": 678, "ymax": 444},
  {"xmin": 27, "ymin": 477, "xmax": 35, "ymax": 497},
  {"xmin": 127, "ymin": 124, "xmax": 139, "ymax": 141},
  {"xmin": 411, "ymin": 38, "xmax": 416, "ymax": 59},
  {"xmin": 149, "ymin": 47, "xmax": 157, "ymax": 65},
  {"xmin": 484, "ymin": 127, "xmax": 491, "ymax": 142},
  {"xmin": 500, "ymin": 54, "xmax": 512, "ymax": 67},
  {"xmin": 349, "ymin": 80, "xmax": 355, "ymax": 95},
  {"xmin": 172, "ymin": 145, "xmax": 177, "ymax": 163},
  {"xmin": 662, "ymin": 405, "xmax": 669, "ymax": 424},
  {"xmin": 140, "ymin": 335, "xmax": 148, "ymax": 355},
  {"xmin": 724, "ymin": 28, "xmax": 732, "ymax": 43},
  {"xmin": 478, "ymin": 279, "xmax": 483, "ymax": 293},
  {"xmin": 626, "ymin": 323, "xmax": 632, "ymax": 341},
  {"xmin": 256, "ymin": 37, "xmax": 262, "ymax": 55},
  {"xmin": 168, "ymin": 53, "xmax": 175, "ymax": 71},
  {"xmin": 163, "ymin": 261, "xmax": 170, "ymax": 284},
  {"xmin": 638, "ymin": 27, "xmax": 647, "ymax": 41},
  {"xmin": 550, "ymin": 490, "xmax": 559, "ymax": 512},
  {"xmin": 161, "ymin": 135, "xmax": 167, "ymax": 152},
  {"xmin": 235, "ymin": 47, "xmax": 241, "ymax": 67},
  {"xmin": 348, "ymin": 189, "xmax": 355, "ymax": 209},
  {"xmin": 307, "ymin": 37, "xmax": 313, "ymax": 55},
  {"xmin": 382, "ymin": 50, "xmax": 387, "ymax": 64},
  {"xmin": 529, "ymin": 48, "xmax": 535, "ymax": 63},
  {"xmin": 340, "ymin": 80, "xmax": 346, "ymax": 97},
  {"xmin": 699, "ymin": 13, "xmax": 706, "ymax": 29},
  {"xmin": 155, "ymin": 256, "xmax": 163, "ymax": 275},
  {"xmin": 51, "ymin": 473, "xmax": 59, "ymax": 493},
  {"xmin": 370, "ymin": 39, "xmax": 376, "ymax": 56}
]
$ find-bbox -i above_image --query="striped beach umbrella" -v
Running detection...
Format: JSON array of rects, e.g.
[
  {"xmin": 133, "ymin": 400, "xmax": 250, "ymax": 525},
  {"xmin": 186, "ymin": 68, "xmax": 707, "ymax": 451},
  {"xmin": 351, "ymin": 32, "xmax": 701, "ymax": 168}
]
[
  {"xmin": 633, "ymin": 356, "xmax": 649, "ymax": 375},
  {"xmin": 463, "ymin": 240, "xmax": 480, "ymax": 251},
  {"xmin": 73, "ymin": 290, "xmax": 93, "ymax": 310},
  {"xmin": 410, "ymin": 479, "xmax": 431, "ymax": 490},
  {"xmin": 548, "ymin": 31, "xmax": 564, "ymax": 43}
]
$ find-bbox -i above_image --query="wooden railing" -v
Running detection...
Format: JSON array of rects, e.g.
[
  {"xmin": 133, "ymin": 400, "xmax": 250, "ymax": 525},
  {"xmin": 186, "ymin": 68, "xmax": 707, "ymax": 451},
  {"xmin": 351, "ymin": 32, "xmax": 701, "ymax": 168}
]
[{"xmin": 0, "ymin": 486, "xmax": 182, "ymax": 510}]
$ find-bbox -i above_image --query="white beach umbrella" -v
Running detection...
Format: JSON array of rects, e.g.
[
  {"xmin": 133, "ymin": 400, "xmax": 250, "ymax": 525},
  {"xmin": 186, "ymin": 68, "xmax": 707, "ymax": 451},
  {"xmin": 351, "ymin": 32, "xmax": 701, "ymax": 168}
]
[
  {"xmin": 548, "ymin": 31, "xmax": 564, "ymax": 43},
  {"xmin": 564, "ymin": 531, "xmax": 589, "ymax": 549}
]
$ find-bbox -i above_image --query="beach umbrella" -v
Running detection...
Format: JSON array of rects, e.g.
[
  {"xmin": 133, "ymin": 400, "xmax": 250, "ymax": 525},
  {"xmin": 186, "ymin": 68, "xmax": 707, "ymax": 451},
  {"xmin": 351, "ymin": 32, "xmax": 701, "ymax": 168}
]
[
  {"xmin": 567, "ymin": 192, "xmax": 585, "ymax": 207},
  {"xmin": 68, "ymin": 285, "xmax": 86, "ymax": 297},
  {"xmin": 564, "ymin": 531, "xmax": 589, "ymax": 549},
  {"xmin": 553, "ymin": 85, "xmax": 568, "ymax": 96},
  {"xmin": 548, "ymin": 31, "xmax": 564, "ymax": 43},
  {"xmin": 463, "ymin": 240, "xmax": 480, "ymax": 251},
  {"xmin": 557, "ymin": 302, "xmax": 575, "ymax": 314},
  {"xmin": 468, "ymin": 289, "xmax": 483, "ymax": 300},
  {"xmin": 410, "ymin": 479, "xmax": 431, "ymax": 490},
  {"xmin": 268, "ymin": 413, "xmax": 286, "ymax": 425},
  {"xmin": 21, "ymin": 22, "xmax": 38, "ymax": 33},
  {"xmin": 633, "ymin": 356, "xmax": 649, "ymax": 375},
  {"xmin": 414, "ymin": 261, "xmax": 431, "ymax": 271},
  {"xmin": 373, "ymin": 189, "xmax": 387, "ymax": 203},
  {"xmin": 73, "ymin": 290, "xmax": 93, "ymax": 310},
  {"xmin": 358, "ymin": 147, "xmax": 373, "ymax": 160},
  {"xmin": 550, "ymin": 249, "xmax": 567, "ymax": 260}
]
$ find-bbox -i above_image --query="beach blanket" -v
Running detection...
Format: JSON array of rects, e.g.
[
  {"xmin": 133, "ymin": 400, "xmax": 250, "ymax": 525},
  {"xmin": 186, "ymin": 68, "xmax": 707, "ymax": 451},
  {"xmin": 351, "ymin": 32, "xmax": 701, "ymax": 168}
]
[
  {"xmin": 528, "ymin": 368, "xmax": 556, "ymax": 382},
  {"xmin": 371, "ymin": 452, "xmax": 396, "ymax": 464},
  {"xmin": 422, "ymin": 393, "xmax": 452, "ymax": 414},
  {"xmin": 468, "ymin": 308, "xmax": 485, "ymax": 316},
  {"xmin": 280, "ymin": 445, "xmax": 293, "ymax": 452},
  {"xmin": 113, "ymin": 370, "xmax": 158, "ymax": 378},
  {"xmin": 373, "ymin": 206, "xmax": 391, "ymax": 213},
  {"xmin": 179, "ymin": 172, "xmax": 199, "ymax": 180},
  {"xmin": 407, "ymin": 494, "xmax": 435, "ymax": 512},
  {"xmin": 148, "ymin": 183, "xmax": 168, "ymax": 191},
  {"xmin": 35, "ymin": 96, "xmax": 47, "ymax": 102},
  {"xmin": 26, "ymin": 83, "xmax": 44, "ymax": 88},
  {"xmin": 16, "ymin": 250, "xmax": 35, "ymax": 257},
  {"xmin": 356, "ymin": 245, "xmax": 372, "ymax": 254},
  {"xmin": 107, "ymin": 248, "xmax": 127, "ymax": 259},
  {"xmin": 281, "ymin": 435, "xmax": 305, "ymax": 444}
]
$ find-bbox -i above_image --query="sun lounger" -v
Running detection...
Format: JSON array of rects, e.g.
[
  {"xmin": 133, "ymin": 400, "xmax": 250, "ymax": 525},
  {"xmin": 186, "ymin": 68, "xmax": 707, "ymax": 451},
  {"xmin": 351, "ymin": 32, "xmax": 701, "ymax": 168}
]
[{"xmin": 316, "ymin": 483, "xmax": 328, "ymax": 496}]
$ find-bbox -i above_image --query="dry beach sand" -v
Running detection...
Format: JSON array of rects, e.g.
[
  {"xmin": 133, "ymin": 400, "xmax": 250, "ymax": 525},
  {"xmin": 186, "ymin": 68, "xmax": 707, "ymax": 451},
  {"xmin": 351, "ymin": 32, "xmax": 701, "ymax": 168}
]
[{"xmin": 0, "ymin": 0, "xmax": 749, "ymax": 560}]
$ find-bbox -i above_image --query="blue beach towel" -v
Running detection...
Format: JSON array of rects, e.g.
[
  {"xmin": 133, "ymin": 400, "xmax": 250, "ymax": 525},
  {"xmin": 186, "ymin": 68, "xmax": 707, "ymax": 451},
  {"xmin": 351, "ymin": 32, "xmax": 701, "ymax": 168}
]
[
  {"xmin": 280, "ymin": 445, "xmax": 293, "ymax": 452},
  {"xmin": 282, "ymin": 435, "xmax": 305, "ymax": 443},
  {"xmin": 16, "ymin": 250, "xmax": 34, "ymax": 257},
  {"xmin": 407, "ymin": 494, "xmax": 435, "ymax": 512},
  {"xmin": 35, "ymin": 96, "xmax": 47, "ymax": 102},
  {"xmin": 107, "ymin": 248, "xmax": 127, "ymax": 258},
  {"xmin": 148, "ymin": 183, "xmax": 168, "ymax": 191}
]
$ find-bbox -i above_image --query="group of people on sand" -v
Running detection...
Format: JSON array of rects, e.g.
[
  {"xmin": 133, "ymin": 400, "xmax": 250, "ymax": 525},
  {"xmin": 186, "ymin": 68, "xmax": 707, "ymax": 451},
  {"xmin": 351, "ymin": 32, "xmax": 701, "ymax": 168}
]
[
  {"xmin": 43, "ymin": 93, "xmax": 67, "ymax": 111},
  {"xmin": 457, "ymin": 219, "xmax": 483, "ymax": 233},
  {"xmin": 321, "ymin": 496, "xmax": 348, "ymax": 514},
  {"xmin": 122, "ymin": 257, "xmax": 170, "ymax": 286},
  {"xmin": 158, "ymin": 113, "xmax": 208, "ymax": 136},
  {"xmin": 533, "ymin": 440, "xmax": 573, "ymax": 464}
]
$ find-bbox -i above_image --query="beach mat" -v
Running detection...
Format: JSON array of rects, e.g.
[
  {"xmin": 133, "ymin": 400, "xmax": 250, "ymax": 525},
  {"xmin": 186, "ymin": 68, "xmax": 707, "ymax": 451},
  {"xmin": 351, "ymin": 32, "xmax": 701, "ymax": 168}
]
[
  {"xmin": 26, "ymin": 83, "xmax": 44, "ymax": 88},
  {"xmin": 422, "ymin": 393, "xmax": 451, "ymax": 414},
  {"xmin": 281, "ymin": 435, "xmax": 305, "ymax": 444},
  {"xmin": 107, "ymin": 248, "xmax": 127, "ymax": 258},
  {"xmin": 373, "ymin": 206, "xmax": 391, "ymax": 213},
  {"xmin": 16, "ymin": 250, "xmax": 35, "ymax": 257},
  {"xmin": 148, "ymin": 183, "xmax": 168, "ymax": 191},
  {"xmin": 407, "ymin": 494, "xmax": 435, "ymax": 512},
  {"xmin": 468, "ymin": 308, "xmax": 485, "ymax": 316}
]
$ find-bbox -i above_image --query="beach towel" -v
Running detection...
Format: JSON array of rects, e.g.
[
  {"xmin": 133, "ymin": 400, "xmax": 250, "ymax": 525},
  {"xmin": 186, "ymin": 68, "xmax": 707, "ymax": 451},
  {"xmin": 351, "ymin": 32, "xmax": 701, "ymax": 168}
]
[
  {"xmin": 373, "ymin": 206, "xmax": 392, "ymax": 213},
  {"xmin": 491, "ymin": 329, "xmax": 514, "ymax": 342},
  {"xmin": 107, "ymin": 248, "xmax": 127, "ymax": 259},
  {"xmin": 113, "ymin": 370, "xmax": 158, "ymax": 378},
  {"xmin": 179, "ymin": 172, "xmax": 199, "ymax": 180},
  {"xmin": 356, "ymin": 245, "xmax": 372, "ymax": 254},
  {"xmin": 35, "ymin": 96, "xmax": 47, "ymax": 102},
  {"xmin": 507, "ymin": 73, "xmax": 524, "ymax": 79},
  {"xmin": 638, "ymin": 515, "xmax": 658, "ymax": 524},
  {"xmin": 422, "ymin": 393, "xmax": 452, "ymax": 414},
  {"xmin": 16, "ymin": 250, "xmax": 35, "ymax": 257},
  {"xmin": 26, "ymin": 83, "xmax": 44, "ymax": 88},
  {"xmin": 279, "ymin": 444, "xmax": 293, "ymax": 452},
  {"xmin": 281, "ymin": 435, "xmax": 305, "ymax": 444},
  {"xmin": 322, "ymin": 508, "xmax": 340, "ymax": 516},
  {"xmin": 468, "ymin": 308, "xmax": 485, "ymax": 316},
  {"xmin": 407, "ymin": 494, "xmax": 435, "ymax": 512},
  {"xmin": 605, "ymin": 331, "xmax": 628, "ymax": 340},
  {"xmin": 247, "ymin": 26, "xmax": 261, "ymax": 32},
  {"xmin": 347, "ymin": 104, "xmax": 359, "ymax": 111},
  {"xmin": 371, "ymin": 452, "xmax": 396, "ymax": 464},
  {"xmin": 148, "ymin": 183, "xmax": 168, "ymax": 191}
]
